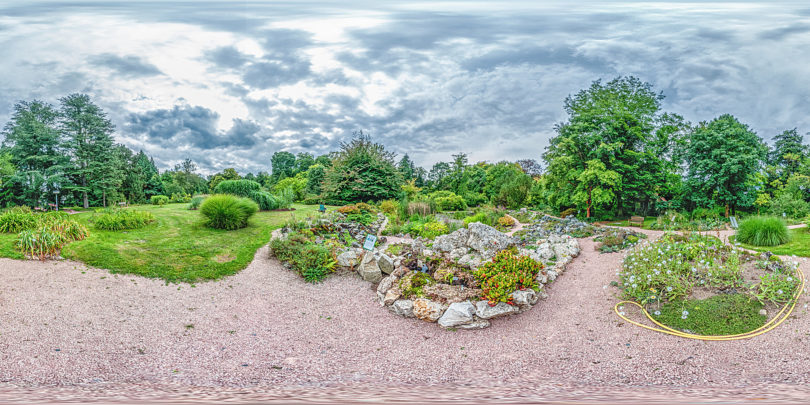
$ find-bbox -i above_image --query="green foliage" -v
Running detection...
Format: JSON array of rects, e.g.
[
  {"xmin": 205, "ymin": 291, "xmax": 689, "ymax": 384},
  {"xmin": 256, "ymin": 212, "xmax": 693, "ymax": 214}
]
[
  {"xmin": 769, "ymin": 191, "xmax": 810, "ymax": 219},
  {"xmin": 14, "ymin": 212, "xmax": 88, "ymax": 260},
  {"xmin": 399, "ymin": 271, "xmax": 435, "ymax": 298},
  {"xmin": 305, "ymin": 163, "xmax": 326, "ymax": 195},
  {"xmin": 249, "ymin": 191, "xmax": 280, "ymax": 211},
  {"xmin": 379, "ymin": 199, "xmax": 399, "ymax": 215},
  {"xmin": 270, "ymin": 232, "xmax": 337, "ymax": 283},
  {"xmin": 170, "ymin": 192, "xmax": 191, "ymax": 203},
  {"xmin": 431, "ymin": 191, "xmax": 467, "ymax": 211},
  {"xmin": 418, "ymin": 221, "xmax": 448, "ymax": 239},
  {"xmin": 323, "ymin": 132, "xmax": 403, "ymax": 202},
  {"xmin": 653, "ymin": 295, "xmax": 766, "ymax": 336},
  {"xmin": 200, "ymin": 194, "xmax": 259, "ymax": 230},
  {"xmin": 273, "ymin": 174, "xmax": 307, "ymax": 201},
  {"xmin": 276, "ymin": 187, "xmax": 295, "ymax": 209},
  {"xmin": 494, "ymin": 172, "xmax": 533, "ymax": 209},
  {"xmin": 150, "ymin": 195, "xmax": 169, "ymax": 206},
  {"xmin": 684, "ymin": 114, "xmax": 767, "ymax": 212},
  {"xmin": 0, "ymin": 206, "xmax": 38, "ymax": 233},
  {"xmin": 475, "ymin": 248, "xmax": 542, "ymax": 304},
  {"xmin": 92, "ymin": 208, "xmax": 155, "ymax": 231},
  {"xmin": 337, "ymin": 203, "xmax": 377, "ymax": 225},
  {"xmin": 214, "ymin": 179, "xmax": 262, "ymax": 197},
  {"xmin": 736, "ymin": 216, "xmax": 790, "ymax": 246},
  {"xmin": 755, "ymin": 271, "xmax": 801, "ymax": 304},
  {"xmin": 188, "ymin": 196, "xmax": 206, "ymax": 210}
]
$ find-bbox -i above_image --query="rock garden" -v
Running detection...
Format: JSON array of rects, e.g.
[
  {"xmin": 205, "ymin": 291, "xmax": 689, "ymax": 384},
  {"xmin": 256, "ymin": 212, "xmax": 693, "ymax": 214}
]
[{"xmin": 270, "ymin": 204, "xmax": 585, "ymax": 329}]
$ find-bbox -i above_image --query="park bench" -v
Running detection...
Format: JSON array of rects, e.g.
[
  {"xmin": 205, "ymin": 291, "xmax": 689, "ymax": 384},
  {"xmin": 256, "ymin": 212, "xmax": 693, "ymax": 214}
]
[
  {"xmin": 117, "ymin": 201, "xmax": 128, "ymax": 208},
  {"xmin": 629, "ymin": 216, "xmax": 644, "ymax": 227}
]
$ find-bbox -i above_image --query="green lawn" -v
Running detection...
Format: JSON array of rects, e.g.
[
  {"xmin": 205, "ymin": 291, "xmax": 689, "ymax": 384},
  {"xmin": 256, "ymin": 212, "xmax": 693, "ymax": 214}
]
[
  {"xmin": 655, "ymin": 294, "xmax": 766, "ymax": 335},
  {"xmin": 734, "ymin": 227, "xmax": 810, "ymax": 257},
  {"xmin": 1, "ymin": 203, "xmax": 324, "ymax": 283},
  {"xmin": 605, "ymin": 216, "xmax": 657, "ymax": 228}
]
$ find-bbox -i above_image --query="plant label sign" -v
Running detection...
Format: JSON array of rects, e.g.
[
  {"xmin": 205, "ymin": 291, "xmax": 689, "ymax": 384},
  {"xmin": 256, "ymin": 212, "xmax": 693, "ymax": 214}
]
[{"xmin": 363, "ymin": 234, "xmax": 377, "ymax": 251}]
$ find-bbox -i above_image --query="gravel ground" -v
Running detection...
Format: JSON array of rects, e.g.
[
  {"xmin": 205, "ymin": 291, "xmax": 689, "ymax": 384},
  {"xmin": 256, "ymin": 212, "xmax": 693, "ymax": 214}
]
[{"xmin": 1, "ymin": 227, "xmax": 810, "ymax": 403}]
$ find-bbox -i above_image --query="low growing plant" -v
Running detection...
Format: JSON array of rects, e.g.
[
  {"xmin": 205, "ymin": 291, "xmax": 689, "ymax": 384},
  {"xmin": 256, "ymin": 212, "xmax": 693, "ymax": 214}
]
[
  {"xmin": 475, "ymin": 247, "xmax": 542, "ymax": 304},
  {"xmin": 92, "ymin": 208, "xmax": 155, "ymax": 231},
  {"xmin": 270, "ymin": 232, "xmax": 337, "ymax": 282},
  {"xmin": 188, "ymin": 196, "xmax": 206, "ymax": 210}
]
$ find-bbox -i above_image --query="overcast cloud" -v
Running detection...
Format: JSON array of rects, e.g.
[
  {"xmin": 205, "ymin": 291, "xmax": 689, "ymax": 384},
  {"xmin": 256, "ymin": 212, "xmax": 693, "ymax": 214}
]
[{"xmin": 1, "ymin": 1, "xmax": 809, "ymax": 174}]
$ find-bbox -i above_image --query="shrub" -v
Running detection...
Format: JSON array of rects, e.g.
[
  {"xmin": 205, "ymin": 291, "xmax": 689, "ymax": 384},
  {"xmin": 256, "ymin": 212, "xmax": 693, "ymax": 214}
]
[
  {"xmin": 249, "ymin": 191, "xmax": 280, "ymax": 211},
  {"xmin": 188, "ymin": 196, "xmax": 206, "ymax": 210},
  {"xmin": 200, "ymin": 194, "xmax": 259, "ymax": 230},
  {"xmin": 92, "ymin": 209, "xmax": 155, "ymax": 231},
  {"xmin": 276, "ymin": 187, "xmax": 295, "ymax": 209},
  {"xmin": 419, "ymin": 221, "xmax": 448, "ymax": 239},
  {"xmin": 270, "ymin": 232, "xmax": 337, "ymax": 282},
  {"xmin": 559, "ymin": 208, "xmax": 576, "ymax": 218},
  {"xmin": 170, "ymin": 192, "xmax": 191, "ymax": 203},
  {"xmin": 150, "ymin": 195, "xmax": 169, "ymax": 206},
  {"xmin": 463, "ymin": 192, "xmax": 488, "ymax": 207},
  {"xmin": 475, "ymin": 248, "xmax": 542, "ymax": 304},
  {"xmin": 0, "ymin": 206, "xmax": 38, "ymax": 233},
  {"xmin": 463, "ymin": 212, "xmax": 490, "ymax": 227},
  {"xmin": 434, "ymin": 194, "xmax": 467, "ymax": 212},
  {"xmin": 497, "ymin": 215, "xmax": 515, "ymax": 228},
  {"xmin": 736, "ymin": 216, "xmax": 790, "ymax": 247},
  {"xmin": 213, "ymin": 179, "xmax": 262, "ymax": 197},
  {"xmin": 379, "ymin": 199, "xmax": 399, "ymax": 215},
  {"xmin": 769, "ymin": 192, "xmax": 810, "ymax": 219}
]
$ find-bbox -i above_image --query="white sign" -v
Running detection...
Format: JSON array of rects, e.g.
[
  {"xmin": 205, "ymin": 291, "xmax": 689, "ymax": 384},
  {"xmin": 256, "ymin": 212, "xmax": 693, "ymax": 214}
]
[{"xmin": 363, "ymin": 234, "xmax": 377, "ymax": 251}]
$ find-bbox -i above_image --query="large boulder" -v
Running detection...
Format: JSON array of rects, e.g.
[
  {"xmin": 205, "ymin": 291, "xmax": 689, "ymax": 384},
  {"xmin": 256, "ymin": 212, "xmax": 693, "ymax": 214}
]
[
  {"xmin": 378, "ymin": 254, "xmax": 394, "ymax": 274},
  {"xmin": 412, "ymin": 299, "xmax": 447, "ymax": 322},
  {"xmin": 422, "ymin": 284, "xmax": 483, "ymax": 304},
  {"xmin": 433, "ymin": 228, "xmax": 470, "ymax": 252},
  {"xmin": 510, "ymin": 289, "xmax": 539, "ymax": 309},
  {"xmin": 437, "ymin": 302, "xmax": 476, "ymax": 328},
  {"xmin": 390, "ymin": 299, "xmax": 414, "ymax": 318},
  {"xmin": 357, "ymin": 252, "xmax": 383, "ymax": 283},
  {"xmin": 474, "ymin": 301, "xmax": 519, "ymax": 319},
  {"xmin": 467, "ymin": 222, "xmax": 515, "ymax": 258},
  {"xmin": 337, "ymin": 250, "xmax": 359, "ymax": 268}
]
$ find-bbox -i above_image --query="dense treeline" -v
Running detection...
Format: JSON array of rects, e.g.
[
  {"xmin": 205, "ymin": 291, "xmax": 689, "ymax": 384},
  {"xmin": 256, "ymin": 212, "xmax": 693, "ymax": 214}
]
[{"xmin": 2, "ymin": 77, "xmax": 809, "ymax": 221}]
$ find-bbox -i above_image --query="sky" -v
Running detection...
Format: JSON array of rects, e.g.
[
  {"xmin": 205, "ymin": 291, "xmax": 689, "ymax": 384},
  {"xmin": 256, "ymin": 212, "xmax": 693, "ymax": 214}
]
[{"xmin": 1, "ymin": 1, "xmax": 810, "ymax": 175}]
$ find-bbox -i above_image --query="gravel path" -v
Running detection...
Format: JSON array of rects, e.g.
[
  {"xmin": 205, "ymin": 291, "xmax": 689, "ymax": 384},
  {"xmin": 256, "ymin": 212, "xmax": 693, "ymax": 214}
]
[{"xmin": 2, "ymin": 227, "xmax": 810, "ymax": 403}]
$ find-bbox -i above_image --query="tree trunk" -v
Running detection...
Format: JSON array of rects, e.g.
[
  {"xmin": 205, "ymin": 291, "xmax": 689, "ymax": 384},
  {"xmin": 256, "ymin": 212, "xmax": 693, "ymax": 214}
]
[
  {"xmin": 725, "ymin": 203, "xmax": 729, "ymax": 218},
  {"xmin": 103, "ymin": 191, "xmax": 106, "ymax": 208},
  {"xmin": 82, "ymin": 177, "xmax": 89, "ymax": 209}
]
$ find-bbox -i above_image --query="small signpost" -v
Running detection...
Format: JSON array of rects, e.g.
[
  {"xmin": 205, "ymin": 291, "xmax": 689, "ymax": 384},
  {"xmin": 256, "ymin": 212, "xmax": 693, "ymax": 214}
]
[
  {"xmin": 363, "ymin": 234, "xmax": 377, "ymax": 251},
  {"xmin": 729, "ymin": 216, "xmax": 739, "ymax": 229}
]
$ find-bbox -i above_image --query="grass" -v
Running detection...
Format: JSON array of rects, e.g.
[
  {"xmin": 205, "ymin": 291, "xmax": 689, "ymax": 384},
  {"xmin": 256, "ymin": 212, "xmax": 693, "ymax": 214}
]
[
  {"xmin": 606, "ymin": 216, "xmax": 656, "ymax": 228},
  {"xmin": 0, "ymin": 203, "xmax": 324, "ymax": 283},
  {"xmin": 734, "ymin": 227, "xmax": 810, "ymax": 257},
  {"xmin": 654, "ymin": 294, "xmax": 766, "ymax": 335},
  {"xmin": 735, "ymin": 216, "xmax": 790, "ymax": 246}
]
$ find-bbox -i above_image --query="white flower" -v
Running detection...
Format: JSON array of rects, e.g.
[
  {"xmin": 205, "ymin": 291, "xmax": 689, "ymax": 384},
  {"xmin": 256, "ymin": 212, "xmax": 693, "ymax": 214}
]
[
  {"xmin": 654, "ymin": 310, "xmax": 661, "ymax": 316},
  {"xmin": 667, "ymin": 286, "xmax": 673, "ymax": 292},
  {"xmin": 778, "ymin": 289, "xmax": 784, "ymax": 295},
  {"xmin": 682, "ymin": 310, "xmax": 689, "ymax": 316}
]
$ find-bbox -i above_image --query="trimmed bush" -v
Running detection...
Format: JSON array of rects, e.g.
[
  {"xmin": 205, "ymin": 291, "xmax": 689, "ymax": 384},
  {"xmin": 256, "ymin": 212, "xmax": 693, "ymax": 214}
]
[
  {"xmin": 434, "ymin": 194, "xmax": 467, "ymax": 211},
  {"xmin": 170, "ymin": 192, "xmax": 191, "ymax": 203},
  {"xmin": 214, "ymin": 179, "xmax": 261, "ymax": 197},
  {"xmin": 379, "ymin": 199, "xmax": 399, "ymax": 215},
  {"xmin": 150, "ymin": 195, "xmax": 169, "ymax": 206},
  {"xmin": 249, "ymin": 191, "xmax": 279, "ymax": 211},
  {"xmin": 736, "ymin": 216, "xmax": 790, "ymax": 247},
  {"xmin": 92, "ymin": 208, "xmax": 155, "ymax": 231},
  {"xmin": 188, "ymin": 196, "xmax": 206, "ymax": 210},
  {"xmin": 200, "ymin": 194, "xmax": 259, "ymax": 230}
]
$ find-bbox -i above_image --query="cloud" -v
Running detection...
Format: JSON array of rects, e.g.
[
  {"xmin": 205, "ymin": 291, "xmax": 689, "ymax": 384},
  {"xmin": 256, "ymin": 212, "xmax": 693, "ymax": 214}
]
[
  {"xmin": 759, "ymin": 23, "xmax": 810, "ymax": 40},
  {"xmin": 125, "ymin": 105, "xmax": 259, "ymax": 150},
  {"xmin": 88, "ymin": 53, "xmax": 163, "ymax": 77},
  {"xmin": 205, "ymin": 46, "xmax": 249, "ymax": 68}
]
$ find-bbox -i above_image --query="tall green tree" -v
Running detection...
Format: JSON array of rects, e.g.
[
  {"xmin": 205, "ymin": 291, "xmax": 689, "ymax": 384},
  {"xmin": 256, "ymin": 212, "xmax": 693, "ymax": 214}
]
[
  {"xmin": 294, "ymin": 152, "xmax": 315, "ymax": 173},
  {"xmin": 769, "ymin": 128, "xmax": 808, "ymax": 182},
  {"xmin": 323, "ymin": 132, "xmax": 402, "ymax": 202},
  {"xmin": 572, "ymin": 159, "xmax": 621, "ymax": 218},
  {"xmin": 684, "ymin": 114, "xmax": 767, "ymax": 216},
  {"xmin": 397, "ymin": 154, "xmax": 415, "ymax": 180},
  {"xmin": 60, "ymin": 93, "xmax": 119, "ymax": 208},
  {"xmin": 270, "ymin": 151, "xmax": 296, "ymax": 183},
  {"xmin": 1, "ymin": 100, "xmax": 68, "ymax": 206}
]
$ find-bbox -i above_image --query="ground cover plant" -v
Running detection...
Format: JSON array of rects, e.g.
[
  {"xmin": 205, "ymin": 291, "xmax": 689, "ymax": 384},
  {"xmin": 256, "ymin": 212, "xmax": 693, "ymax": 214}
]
[
  {"xmin": 594, "ymin": 228, "xmax": 646, "ymax": 253},
  {"xmin": 735, "ymin": 228, "xmax": 810, "ymax": 257},
  {"xmin": 91, "ymin": 208, "xmax": 155, "ymax": 231},
  {"xmin": 0, "ymin": 208, "xmax": 88, "ymax": 260},
  {"xmin": 616, "ymin": 233, "xmax": 802, "ymax": 335},
  {"xmin": 475, "ymin": 247, "xmax": 543, "ymax": 304},
  {"xmin": 735, "ymin": 216, "xmax": 790, "ymax": 246},
  {"xmin": 270, "ymin": 230, "xmax": 337, "ymax": 282},
  {"xmin": 0, "ymin": 203, "xmax": 325, "ymax": 282}
]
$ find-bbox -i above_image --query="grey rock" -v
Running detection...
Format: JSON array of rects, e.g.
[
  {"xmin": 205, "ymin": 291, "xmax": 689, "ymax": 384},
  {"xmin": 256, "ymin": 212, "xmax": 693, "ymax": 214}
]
[
  {"xmin": 510, "ymin": 289, "xmax": 539, "ymax": 308},
  {"xmin": 457, "ymin": 318, "xmax": 491, "ymax": 329},
  {"xmin": 378, "ymin": 254, "xmax": 394, "ymax": 274},
  {"xmin": 377, "ymin": 275, "xmax": 396, "ymax": 296},
  {"xmin": 437, "ymin": 302, "xmax": 477, "ymax": 328},
  {"xmin": 383, "ymin": 288, "xmax": 402, "ymax": 306},
  {"xmin": 474, "ymin": 300, "xmax": 519, "ymax": 319},
  {"xmin": 390, "ymin": 299, "xmax": 414, "ymax": 318},
  {"xmin": 467, "ymin": 222, "xmax": 515, "ymax": 258},
  {"xmin": 433, "ymin": 228, "xmax": 470, "ymax": 252},
  {"xmin": 337, "ymin": 250, "xmax": 359, "ymax": 268},
  {"xmin": 357, "ymin": 253, "xmax": 382, "ymax": 283},
  {"xmin": 449, "ymin": 247, "xmax": 468, "ymax": 259}
]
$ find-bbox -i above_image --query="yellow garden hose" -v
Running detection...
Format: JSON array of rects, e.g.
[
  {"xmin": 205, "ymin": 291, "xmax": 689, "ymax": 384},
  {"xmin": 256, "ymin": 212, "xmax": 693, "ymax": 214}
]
[{"xmin": 614, "ymin": 265, "xmax": 806, "ymax": 340}]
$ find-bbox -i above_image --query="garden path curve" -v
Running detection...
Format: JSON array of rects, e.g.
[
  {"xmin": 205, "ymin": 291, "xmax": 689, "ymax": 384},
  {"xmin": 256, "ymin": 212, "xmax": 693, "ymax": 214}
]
[{"xmin": 1, "ymin": 227, "xmax": 810, "ymax": 403}]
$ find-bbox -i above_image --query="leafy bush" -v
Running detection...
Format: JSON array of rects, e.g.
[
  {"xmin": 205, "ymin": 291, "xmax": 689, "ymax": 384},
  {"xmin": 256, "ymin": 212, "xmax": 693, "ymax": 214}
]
[
  {"xmin": 769, "ymin": 192, "xmax": 810, "ymax": 219},
  {"xmin": 463, "ymin": 212, "xmax": 489, "ymax": 226},
  {"xmin": 418, "ymin": 221, "xmax": 448, "ymax": 239},
  {"xmin": 150, "ymin": 195, "xmax": 169, "ymax": 206},
  {"xmin": 497, "ymin": 215, "xmax": 515, "ymax": 227},
  {"xmin": 92, "ymin": 208, "xmax": 155, "ymax": 231},
  {"xmin": 337, "ymin": 203, "xmax": 377, "ymax": 224},
  {"xmin": 736, "ymin": 216, "xmax": 790, "ymax": 247},
  {"xmin": 276, "ymin": 187, "xmax": 295, "ymax": 209},
  {"xmin": 475, "ymin": 248, "xmax": 542, "ymax": 304},
  {"xmin": 188, "ymin": 196, "xmax": 206, "ymax": 210},
  {"xmin": 559, "ymin": 208, "xmax": 576, "ymax": 218},
  {"xmin": 0, "ymin": 206, "xmax": 38, "ymax": 233},
  {"xmin": 199, "ymin": 194, "xmax": 259, "ymax": 230},
  {"xmin": 249, "ymin": 191, "xmax": 279, "ymax": 211},
  {"xmin": 270, "ymin": 232, "xmax": 337, "ymax": 282},
  {"xmin": 213, "ymin": 179, "xmax": 262, "ymax": 197},
  {"xmin": 463, "ymin": 192, "xmax": 488, "ymax": 207},
  {"xmin": 15, "ymin": 213, "xmax": 88, "ymax": 260},
  {"xmin": 170, "ymin": 192, "xmax": 191, "ymax": 203},
  {"xmin": 379, "ymin": 199, "xmax": 399, "ymax": 215},
  {"xmin": 434, "ymin": 194, "xmax": 467, "ymax": 212}
]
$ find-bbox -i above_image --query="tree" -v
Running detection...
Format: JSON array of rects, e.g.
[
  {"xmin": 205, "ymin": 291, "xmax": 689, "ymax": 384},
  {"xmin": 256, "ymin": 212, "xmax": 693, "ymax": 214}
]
[
  {"xmin": 255, "ymin": 171, "xmax": 272, "ymax": 188},
  {"xmin": 447, "ymin": 153, "xmax": 468, "ymax": 195},
  {"xmin": 684, "ymin": 114, "xmax": 767, "ymax": 217},
  {"xmin": 427, "ymin": 161, "xmax": 451, "ymax": 190},
  {"xmin": 306, "ymin": 164, "xmax": 326, "ymax": 195},
  {"xmin": 769, "ymin": 128, "xmax": 808, "ymax": 182},
  {"xmin": 1, "ymin": 100, "xmax": 68, "ymax": 206},
  {"xmin": 270, "ymin": 151, "xmax": 296, "ymax": 183},
  {"xmin": 516, "ymin": 159, "xmax": 543, "ymax": 176},
  {"xmin": 294, "ymin": 152, "xmax": 315, "ymax": 173},
  {"xmin": 543, "ymin": 76, "xmax": 681, "ymax": 217},
  {"xmin": 170, "ymin": 159, "xmax": 208, "ymax": 195},
  {"xmin": 397, "ymin": 154, "xmax": 415, "ymax": 180},
  {"xmin": 60, "ymin": 93, "xmax": 119, "ymax": 208},
  {"xmin": 572, "ymin": 159, "xmax": 620, "ymax": 218},
  {"xmin": 209, "ymin": 167, "xmax": 241, "ymax": 190},
  {"xmin": 323, "ymin": 132, "xmax": 402, "ymax": 202}
]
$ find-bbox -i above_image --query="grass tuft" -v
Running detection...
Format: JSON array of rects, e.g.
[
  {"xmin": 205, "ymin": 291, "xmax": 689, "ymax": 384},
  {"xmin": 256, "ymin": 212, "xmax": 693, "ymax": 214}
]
[{"xmin": 736, "ymin": 216, "xmax": 790, "ymax": 247}]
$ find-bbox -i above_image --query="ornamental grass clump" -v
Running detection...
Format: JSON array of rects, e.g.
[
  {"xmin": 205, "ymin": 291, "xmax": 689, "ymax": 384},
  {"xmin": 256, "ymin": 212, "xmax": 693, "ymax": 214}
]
[
  {"xmin": 200, "ymin": 194, "xmax": 258, "ymax": 230},
  {"xmin": 736, "ymin": 216, "xmax": 790, "ymax": 247},
  {"xmin": 188, "ymin": 196, "xmax": 206, "ymax": 210},
  {"xmin": 15, "ymin": 212, "xmax": 88, "ymax": 260},
  {"xmin": 474, "ymin": 247, "xmax": 543, "ymax": 304},
  {"xmin": 0, "ymin": 206, "xmax": 38, "ymax": 233},
  {"xmin": 92, "ymin": 208, "xmax": 155, "ymax": 231}
]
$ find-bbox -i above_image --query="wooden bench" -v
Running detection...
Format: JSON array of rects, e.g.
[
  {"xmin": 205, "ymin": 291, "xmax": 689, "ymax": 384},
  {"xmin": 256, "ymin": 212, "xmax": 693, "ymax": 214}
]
[
  {"xmin": 629, "ymin": 216, "xmax": 644, "ymax": 227},
  {"xmin": 117, "ymin": 201, "xmax": 128, "ymax": 208}
]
